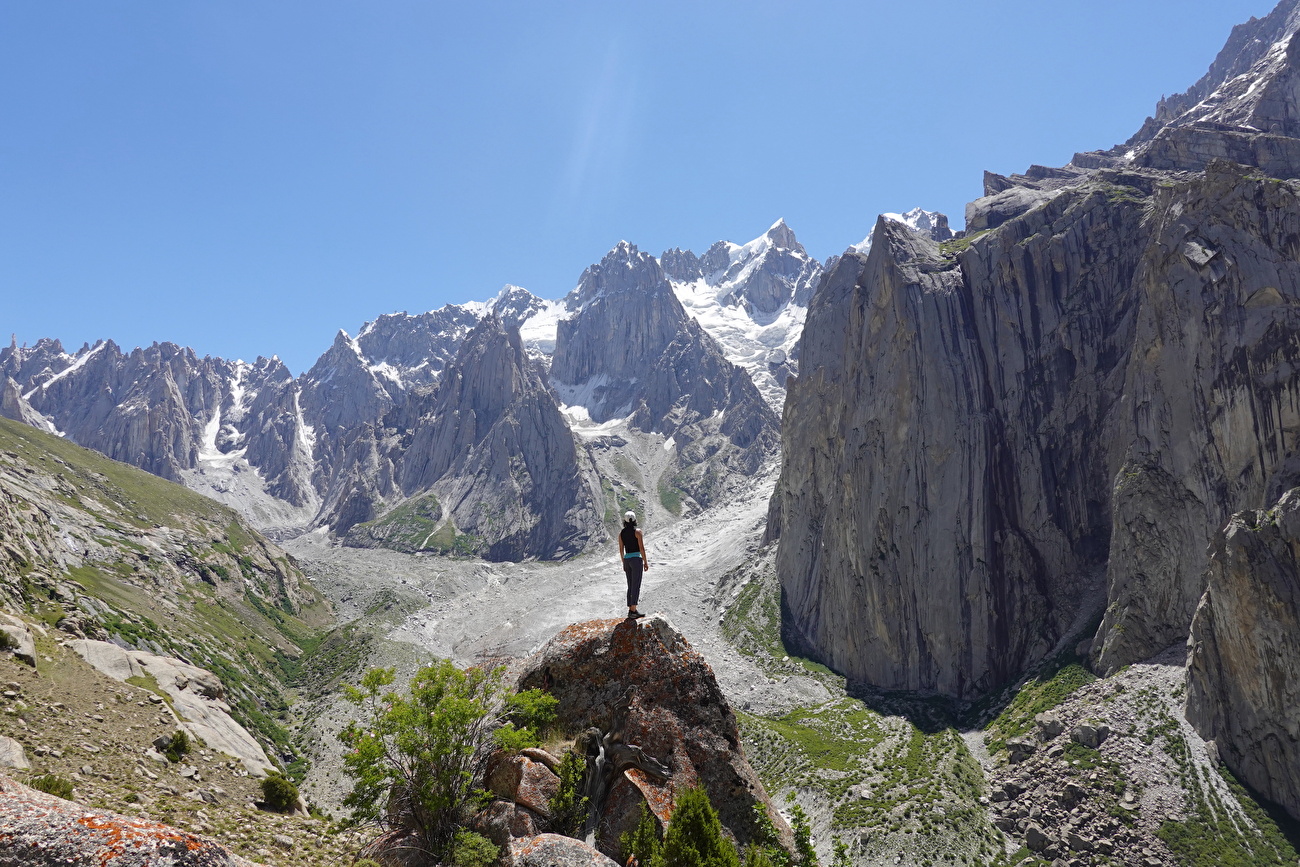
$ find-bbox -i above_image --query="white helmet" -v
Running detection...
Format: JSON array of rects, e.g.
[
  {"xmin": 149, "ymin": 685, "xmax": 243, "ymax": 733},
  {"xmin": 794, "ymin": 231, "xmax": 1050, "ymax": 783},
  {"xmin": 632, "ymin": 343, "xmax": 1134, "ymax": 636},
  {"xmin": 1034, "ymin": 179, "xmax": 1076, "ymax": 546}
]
[{"xmin": 623, "ymin": 511, "xmax": 636, "ymax": 522}]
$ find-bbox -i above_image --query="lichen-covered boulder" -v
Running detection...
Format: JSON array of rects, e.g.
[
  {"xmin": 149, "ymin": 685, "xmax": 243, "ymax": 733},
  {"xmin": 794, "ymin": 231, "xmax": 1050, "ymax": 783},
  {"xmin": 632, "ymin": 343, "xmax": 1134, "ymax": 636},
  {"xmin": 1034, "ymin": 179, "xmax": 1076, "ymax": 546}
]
[
  {"xmin": 0, "ymin": 773, "xmax": 261, "ymax": 866},
  {"xmin": 507, "ymin": 834, "xmax": 618, "ymax": 867},
  {"xmin": 517, "ymin": 616, "xmax": 788, "ymax": 861}
]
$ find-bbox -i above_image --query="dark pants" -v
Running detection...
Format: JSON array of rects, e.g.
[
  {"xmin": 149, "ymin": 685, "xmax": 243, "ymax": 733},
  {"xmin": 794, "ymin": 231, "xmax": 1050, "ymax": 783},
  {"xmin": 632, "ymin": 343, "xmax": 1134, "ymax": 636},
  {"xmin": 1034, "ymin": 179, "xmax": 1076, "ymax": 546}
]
[{"xmin": 623, "ymin": 557, "xmax": 643, "ymax": 607}]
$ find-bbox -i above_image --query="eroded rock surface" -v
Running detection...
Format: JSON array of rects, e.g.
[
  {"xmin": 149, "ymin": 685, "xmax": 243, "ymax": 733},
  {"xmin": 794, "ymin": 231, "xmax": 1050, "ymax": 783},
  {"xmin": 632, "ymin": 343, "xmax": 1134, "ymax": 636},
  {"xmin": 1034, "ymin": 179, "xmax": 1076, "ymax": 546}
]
[
  {"xmin": 516, "ymin": 616, "xmax": 788, "ymax": 862},
  {"xmin": 1186, "ymin": 487, "xmax": 1300, "ymax": 821},
  {"xmin": 69, "ymin": 639, "xmax": 275, "ymax": 776}
]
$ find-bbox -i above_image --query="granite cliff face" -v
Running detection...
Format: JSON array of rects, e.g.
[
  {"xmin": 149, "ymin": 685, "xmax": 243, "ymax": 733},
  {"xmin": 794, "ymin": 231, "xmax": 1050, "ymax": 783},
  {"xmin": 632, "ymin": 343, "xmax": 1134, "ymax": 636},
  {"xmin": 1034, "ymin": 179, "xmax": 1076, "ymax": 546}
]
[
  {"xmin": 773, "ymin": 0, "xmax": 1300, "ymax": 700},
  {"xmin": 400, "ymin": 315, "xmax": 603, "ymax": 560},
  {"xmin": 1186, "ymin": 488, "xmax": 1300, "ymax": 821}
]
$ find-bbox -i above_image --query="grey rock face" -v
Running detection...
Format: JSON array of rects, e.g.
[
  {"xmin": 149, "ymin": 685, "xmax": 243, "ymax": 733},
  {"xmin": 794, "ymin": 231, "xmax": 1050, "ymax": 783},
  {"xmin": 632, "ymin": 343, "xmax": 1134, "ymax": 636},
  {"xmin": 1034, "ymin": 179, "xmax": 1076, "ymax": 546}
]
[
  {"xmin": 355, "ymin": 316, "xmax": 604, "ymax": 561},
  {"xmin": 1187, "ymin": 487, "xmax": 1300, "ymax": 821},
  {"xmin": 775, "ymin": 156, "xmax": 1300, "ymax": 698},
  {"xmin": 352, "ymin": 303, "xmax": 482, "ymax": 388},
  {"xmin": 773, "ymin": 0, "xmax": 1300, "ymax": 698}
]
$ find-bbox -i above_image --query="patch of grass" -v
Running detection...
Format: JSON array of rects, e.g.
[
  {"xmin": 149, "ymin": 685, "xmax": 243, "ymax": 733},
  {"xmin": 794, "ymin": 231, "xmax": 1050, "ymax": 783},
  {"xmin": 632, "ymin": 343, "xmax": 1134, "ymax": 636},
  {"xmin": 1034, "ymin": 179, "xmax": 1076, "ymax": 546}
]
[
  {"xmin": 938, "ymin": 229, "xmax": 992, "ymax": 258},
  {"xmin": 985, "ymin": 654, "xmax": 1096, "ymax": 752},
  {"xmin": 658, "ymin": 481, "xmax": 683, "ymax": 517},
  {"xmin": 29, "ymin": 773, "xmax": 75, "ymax": 799}
]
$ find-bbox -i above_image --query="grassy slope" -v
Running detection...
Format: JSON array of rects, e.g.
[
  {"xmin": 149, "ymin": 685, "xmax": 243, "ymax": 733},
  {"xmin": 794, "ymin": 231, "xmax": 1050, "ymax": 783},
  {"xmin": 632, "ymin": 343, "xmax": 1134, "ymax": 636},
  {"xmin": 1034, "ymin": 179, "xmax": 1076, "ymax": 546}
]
[{"xmin": 0, "ymin": 416, "xmax": 331, "ymax": 773}]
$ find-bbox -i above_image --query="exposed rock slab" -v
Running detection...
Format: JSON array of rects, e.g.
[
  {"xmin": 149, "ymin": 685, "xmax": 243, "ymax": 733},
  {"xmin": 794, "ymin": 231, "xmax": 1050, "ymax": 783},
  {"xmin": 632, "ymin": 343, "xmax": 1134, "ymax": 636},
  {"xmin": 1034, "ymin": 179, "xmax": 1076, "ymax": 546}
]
[
  {"xmin": 1186, "ymin": 487, "xmax": 1300, "ymax": 821},
  {"xmin": 69, "ymin": 639, "xmax": 274, "ymax": 776},
  {"xmin": 507, "ymin": 833, "xmax": 618, "ymax": 867}
]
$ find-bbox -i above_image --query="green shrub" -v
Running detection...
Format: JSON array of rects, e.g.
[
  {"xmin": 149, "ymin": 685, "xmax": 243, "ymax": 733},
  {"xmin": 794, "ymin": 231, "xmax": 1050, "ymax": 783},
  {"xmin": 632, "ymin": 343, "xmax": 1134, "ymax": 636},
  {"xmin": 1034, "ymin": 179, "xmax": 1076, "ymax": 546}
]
[
  {"xmin": 163, "ymin": 729, "xmax": 191, "ymax": 763},
  {"xmin": 29, "ymin": 773, "xmax": 74, "ymax": 800},
  {"xmin": 788, "ymin": 801, "xmax": 818, "ymax": 867},
  {"xmin": 261, "ymin": 772, "xmax": 300, "ymax": 813},
  {"xmin": 339, "ymin": 660, "xmax": 556, "ymax": 860},
  {"xmin": 449, "ymin": 829, "xmax": 499, "ymax": 867},
  {"xmin": 548, "ymin": 749, "xmax": 589, "ymax": 838},
  {"xmin": 660, "ymin": 787, "xmax": 740, "ymax": 867},
  {"xmin": 621, "ymin": 801, "xmax": 662, "ymax": 865}
]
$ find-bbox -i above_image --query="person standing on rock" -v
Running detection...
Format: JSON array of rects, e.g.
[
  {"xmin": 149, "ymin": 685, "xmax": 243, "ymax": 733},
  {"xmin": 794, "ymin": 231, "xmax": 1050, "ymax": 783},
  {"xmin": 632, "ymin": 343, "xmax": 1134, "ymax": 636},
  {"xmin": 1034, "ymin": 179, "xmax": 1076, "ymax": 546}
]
[{"xmin": 618, "ymin": 510, "xmax": 649, "ymax": 619}]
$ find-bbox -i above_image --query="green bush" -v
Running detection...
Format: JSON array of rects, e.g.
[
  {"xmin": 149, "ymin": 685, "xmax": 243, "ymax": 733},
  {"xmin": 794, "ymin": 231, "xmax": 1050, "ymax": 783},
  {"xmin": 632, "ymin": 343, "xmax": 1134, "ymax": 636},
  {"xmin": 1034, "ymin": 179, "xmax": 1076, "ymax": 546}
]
[
  {"xmin": 788, "ymin": 802, "xmax": 818, "ymax": 867},
  {"xmin": 261, "ymin": 772, "xmax": 300, "ymax": 813},
  {"xmin": 29, "ymin": 773, "xmax": 74, "ymax": 800},
  {"xmin": 449, "ymin": 829, "xmax": 499, "ymax": 867},
  {"xmin": 163, "ymin": 729, "xmax": 191, "ymax": 763},
  {"xmin": 622, "ymin": 801, "xmax": 663, "ymax": 865},
  {"xmin": 548, "ymin": 749, "xmax": 589, "ymax": 838},
  {"xmin": 659, "ymin": 787, "xmax": 740, "ymax": 867},
  {"xmin": 338, "ymin": 660, "xmax": 556, "ymax": 860}
]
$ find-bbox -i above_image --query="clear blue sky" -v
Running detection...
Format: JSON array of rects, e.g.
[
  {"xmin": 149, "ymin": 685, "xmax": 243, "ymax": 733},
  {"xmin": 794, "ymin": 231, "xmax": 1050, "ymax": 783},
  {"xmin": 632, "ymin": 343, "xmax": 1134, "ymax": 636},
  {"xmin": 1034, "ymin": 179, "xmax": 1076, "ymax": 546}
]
[{"xmin": 0, "ymin": 1, "xmax": 1277, "ymax": 373}]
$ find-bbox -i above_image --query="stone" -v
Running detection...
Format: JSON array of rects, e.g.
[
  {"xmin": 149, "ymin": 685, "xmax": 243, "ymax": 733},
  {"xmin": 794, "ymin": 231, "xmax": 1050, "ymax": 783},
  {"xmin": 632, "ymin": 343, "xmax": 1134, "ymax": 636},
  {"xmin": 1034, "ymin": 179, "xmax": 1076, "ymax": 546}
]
[
  {"xmin": 517, "ymin": 617, "xmax": 788, "ymax": 862},
  {"xmin": 0, "ymin": 772, "xmax": 260, "ymax": 865},
  {"xmin": 0, "ymin": 613, "xmax": 37, "ymax": 667},
  {"xmin": 1070, "ymin": 724, "xmax": 1110, "ymax": 749},
  {"xmin": 0, "ymin": 735, "xmax": 29, "ymax": 770},
  {"xmin": 1187, "ymin": 487, "xmax": 1300, "ymax": 821},
  {"xmin": 1035, "ymin": 712, "xmax": 1065, "ymax": 740},
  {"xmin": 507, "ymin": 834, "xmax": 619, "ymax": 867},
  {"xmin": 1007, "ymin": 738, "xmax": 1037, "ymax": 764},
  {"xmin": 1025, "ymin": 823, "xmax": 1054, "ymax": 853},
  {"xmin": 471, "ymin": 799, "xmax": 544, "ymax": 851}
]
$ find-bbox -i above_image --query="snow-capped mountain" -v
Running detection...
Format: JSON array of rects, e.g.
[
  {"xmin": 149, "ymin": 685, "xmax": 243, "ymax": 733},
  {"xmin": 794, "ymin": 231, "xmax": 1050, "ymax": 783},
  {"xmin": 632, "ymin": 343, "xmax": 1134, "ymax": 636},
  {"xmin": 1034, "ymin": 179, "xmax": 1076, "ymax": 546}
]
[
  {"xmin": 850, "ymin": 207, "xmax": 953, "ymax": 253},
  {"xmin": 659, "ymin": 220, "xmax": 822, "ymax": 408},
  {"xmin": 0, "ymin": 215, "xmax": 908, "ymax": 551}
]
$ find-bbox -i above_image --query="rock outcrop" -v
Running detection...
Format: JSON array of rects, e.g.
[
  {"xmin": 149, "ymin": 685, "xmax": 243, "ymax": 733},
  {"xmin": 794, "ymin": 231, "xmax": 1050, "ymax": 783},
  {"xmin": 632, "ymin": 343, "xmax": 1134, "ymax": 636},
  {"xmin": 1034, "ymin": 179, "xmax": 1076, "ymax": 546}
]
[
  {"xmin": 1186, "ymin": 488, "xmax": 1300, "ymax": 821},
  {"xmin": 516, "ymin": 616, "xmax": 788, "ymax": 862},
  {"xmin": 350, "ymin": 316, "xmax": 603, "ymax": 560},
  {"xmin": 0, "ymin": 773, "xmax": 262, "ymax": 866},
  {"xmin": 772, "ymin": 0, "xmax": 1300, "ymax": 699},
  {"xmin": 69, "ymin": 639, "xmax": 275, "ymax": 776}
]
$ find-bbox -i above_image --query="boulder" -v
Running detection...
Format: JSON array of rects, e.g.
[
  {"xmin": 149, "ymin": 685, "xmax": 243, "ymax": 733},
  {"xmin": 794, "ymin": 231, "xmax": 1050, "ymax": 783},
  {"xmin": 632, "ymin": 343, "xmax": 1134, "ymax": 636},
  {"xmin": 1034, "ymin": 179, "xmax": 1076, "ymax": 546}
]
[
  {"xmin": 517, "ymin": 617, "xmax": 789, "ymax": 861},
  {"xmin": 471, "ymin": 800, "xmax": 544, "ymax": 851},
  {"xmin": 0, "ymin": 613, "xmax": 36, "ymax": 667},
  {"xmin": 486, "ymin": 752, "xmax": 559, "ymax": 818},
  {"xmin": 1070, "ymin": 724, "xmax": 1110, "ymax": 750},
  {"xmin": 507, "ymin": 834, "xmax": 619, "ymax": 867},
  {"xmin": 1035, "ymin": 712, "xmax": 1065, "ymax": 741},
  {"xmin": 0, "ymin": 735, "xmax": 29, "ymax": 770},
  {"xmin": 1006, "ymin": 738, "xmax": 1037, "ymax": 764},
  {"xmin": 0, "ymin": 772, "xmax": 261, "ymax": 865}
]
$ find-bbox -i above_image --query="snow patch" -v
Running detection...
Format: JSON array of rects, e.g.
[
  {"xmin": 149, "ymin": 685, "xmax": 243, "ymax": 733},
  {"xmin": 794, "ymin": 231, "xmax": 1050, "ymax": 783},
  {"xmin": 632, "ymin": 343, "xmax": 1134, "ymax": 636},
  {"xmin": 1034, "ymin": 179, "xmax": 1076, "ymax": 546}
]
[{"xmin": 24, "ymin": 342, "xmax": 105, "ymax": 400}]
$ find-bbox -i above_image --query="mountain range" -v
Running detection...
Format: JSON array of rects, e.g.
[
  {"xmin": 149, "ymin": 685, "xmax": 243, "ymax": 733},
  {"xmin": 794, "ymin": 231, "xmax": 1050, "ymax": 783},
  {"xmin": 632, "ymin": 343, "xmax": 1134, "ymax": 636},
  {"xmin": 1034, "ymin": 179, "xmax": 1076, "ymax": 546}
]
[{"xmin": 3, "ymin": 1, "xmax": 1300, "ymax": 864}]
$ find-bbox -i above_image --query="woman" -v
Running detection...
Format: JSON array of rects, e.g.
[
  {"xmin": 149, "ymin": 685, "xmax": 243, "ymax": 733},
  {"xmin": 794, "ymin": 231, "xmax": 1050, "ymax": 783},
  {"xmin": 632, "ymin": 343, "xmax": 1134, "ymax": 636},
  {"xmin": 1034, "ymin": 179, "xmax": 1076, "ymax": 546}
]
[{"xmin": 618, "ymin": 510, "xmax": 650, "ymax": 619}]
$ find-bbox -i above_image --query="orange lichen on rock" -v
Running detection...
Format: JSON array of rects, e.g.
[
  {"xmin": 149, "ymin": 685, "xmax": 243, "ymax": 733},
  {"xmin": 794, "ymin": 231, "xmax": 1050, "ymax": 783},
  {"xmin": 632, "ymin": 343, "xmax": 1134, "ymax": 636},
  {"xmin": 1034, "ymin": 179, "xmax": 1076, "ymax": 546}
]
[{"xmin": 0, "ymin": 772, "xmax": 259, "ymax": 866}]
